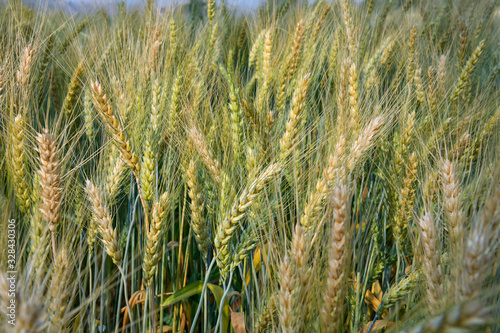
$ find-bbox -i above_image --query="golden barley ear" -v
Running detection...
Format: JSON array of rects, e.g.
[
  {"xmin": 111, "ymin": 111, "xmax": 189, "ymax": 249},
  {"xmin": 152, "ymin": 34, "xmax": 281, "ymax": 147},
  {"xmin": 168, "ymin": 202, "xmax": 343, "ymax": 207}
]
[
  {"xmin": 90, "ymin": 80, "xmax": 140, "ymax": 174},
  {"xmin": 85, "ymin": 180, "xmax": 123, "ymax": 265},
  {"xmin": 36, "ymin": 129, "xmax": 63, "ymax": 259}
]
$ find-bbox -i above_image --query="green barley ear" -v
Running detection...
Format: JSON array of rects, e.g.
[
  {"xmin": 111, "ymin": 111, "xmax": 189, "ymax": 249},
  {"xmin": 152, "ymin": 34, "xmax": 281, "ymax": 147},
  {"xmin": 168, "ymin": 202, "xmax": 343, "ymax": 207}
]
[
  {"xmin": 143, "ymin": 192, "xmax": 169, "ymax": 286},
  {"xmin": 187, "ymin": 160, "xmax": 210, "ymax": 262},
  {"xmin": 207, "ymin": 0, "xmax": 215, "ymax": 23},
  {"xmin": 59, "ymin": 19, "xmax": 88, "ymax": 54},
  {"xmin": 450, "ymin": 40, "xmax": 485, "ymax": 101},
  {"xmin": 219, "ymin": 64, "xmax": 244, "ymax": 160},
  {"xmin": 62, "ymin": 62, "xmax": 84, "ymax": 115},
  {"xmin": 230, "ymin": 227, "xmax": 258, "ymax": 272},
  {"xmin": 140, "ymin": 134, "xmax": 155, "ymax": 204},
  {"xmin": 348, "ymin": 60, "xmax": 359, "ymax": 132},
  {"xmin": 35, "ymin": 35, "xmax": 53, "ymax": 87},
  {"xmin": 407, "ymin": 26, "xmax": 418, "ymax": 83},
  {"xmin": 12, "ymin": 114, "xmax": 32, "ymax": 213},
  {"xmin": 249, "ymin": 30, "xmax": 265, "ymax": 69},
  {"xmin": 83, "ymin": 90, "xmax": 95, "ymax": 141},
  {"xmin": 279, "ymin": 74, "xmax": 310, "ymax": 161},
  {"xmin": 214, "ymin": 163, "xmax": 282, "ymax": 279},
  {"xmin": 378, "ymin": 270, "xmax": 421, "ymax": 312},
  {"xmin": 256, "ymin": 29, "xmax": 272, "ymax": 116},
  {"xmin": 167, "ymin": 70, "xmax": 183, "ymax": 138}
]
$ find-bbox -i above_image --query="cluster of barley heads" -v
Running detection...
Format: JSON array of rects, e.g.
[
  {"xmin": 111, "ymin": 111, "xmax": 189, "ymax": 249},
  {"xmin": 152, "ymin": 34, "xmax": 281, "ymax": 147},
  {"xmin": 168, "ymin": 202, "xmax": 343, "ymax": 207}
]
[{"xmin": 0, "ymin": 0, "xmax": 500, "ymax": 332}]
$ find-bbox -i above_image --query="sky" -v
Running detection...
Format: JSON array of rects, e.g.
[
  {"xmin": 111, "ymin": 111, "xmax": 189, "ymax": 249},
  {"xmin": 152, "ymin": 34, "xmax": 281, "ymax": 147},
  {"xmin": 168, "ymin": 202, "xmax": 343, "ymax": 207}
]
[{"xmin": 60, "ymin": 0, "xmax": 266, "ymax": 12}]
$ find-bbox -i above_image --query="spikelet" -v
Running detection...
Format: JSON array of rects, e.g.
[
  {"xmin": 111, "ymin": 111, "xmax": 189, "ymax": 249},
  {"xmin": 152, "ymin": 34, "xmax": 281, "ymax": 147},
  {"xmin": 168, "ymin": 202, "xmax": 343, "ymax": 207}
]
[
  {"xmin": 151, "ymin": 79, "xmax": 161, "ymax": 132},
  {"xmin": 105, "ymin": 155, "xmax": 127, "ymax": 203},
  {"xmin": 140, "ymin": 136, "xmax": 155, "ymax": 203},
  {"xmin": 301, "ymin": 137, "xmax": 347, "ymax": 232},
  {"xmin": 436, "ymin": 55, "xmax": 447, "ymax": 92},
  {"xmin": 85, "ymin": 180, "xmax": 122, "ymax": 265},
  {"xmin": 393, "ymin": 152, "xmax": 418, "ymax": 251},
  {"xmin": 450, "ymin": 40, "xmax": 485, "ymax": 101},
  {"xmin": 230, "ymin": 227, "xmax": 258, "ymax": 271},
  {"xmin": 279, "ymin": 74, "xmax": 310, "ymax": 161},
  {"xmin": 188, "ymin": 126, "xmax": 222, "ymax": 184},
  {"xmin": 413, "ymin": 67, "xmax": 426, "ymax": 103},
  {"xmin": 219, "ymin": 64, "xmax": 244, "ymax": 160},
  {"xmin": 256, "ymin": 296, "xmax": 276, "ymax": 333},
  {"xmin": 341, "ymin": 0, "xmax": 356, "ymax": 57},
  {"xmin": 328, "ymin": 30, "xmax": 340, "ymax": 79},
  {"xmin": 399, "ymin": 302, "xmax": 489, "ymax": 333},
  {"xmin": 169, "ymin": 19, "xmax": 177, "ymax": 62},
  {"xmin": 207, "ymin": 0, "xmax": 215, "ymax": 23},
  {"xmin": 407, "ymin": 27, "xmax": 418, "ymax": 83},
  {"xmin": 461, "ymin": 186, "xmax": 500, "ymax": 299},
  {"xmin": 278, "ymin": 256, "xmax": 294, "ymax": 333},
  {"xmin": 167, "ymin": 70, "xmax": 183, "ymax": 137},
  {"xmin": 256, "ymin": 29, "xmax": 272, "ymax": 115},
  {"xmin": 48, "ymin": 250, "xmax": 74, "ymax": 330},
  {"xmin": 90, "ymin": 81, "xmax": 140, "ymax": 174},
  {"xmin": 83, "ymin": 90, "xmax": 95, "ymax": 141},
  {"xmin": 346, "ymin": 116, "xmax": 384, "ymax": 174},
  {"xmin": 287, "ymin": 20, "xmax": 305, "ymax": 81},
  {"xmin": 12, "ymin": 114, "xmax": 31, "ymax": 213},
  {"xmin": 417, "ymin": 210, "xmax": 443, "ymax": 312},
  {"xmin": 249, "ymin": 30, "xmax": 265, "ymax": 68},
  {"xmin": 440, "ymin": 159, "xmax": 465, "ymax": 256},
  {"xmin": 143, "ymin": 193, "xmax": 169, "ymax": 286},
  {"xmin": 17, "ymin": 45, "xmax": 35, "ymax": 87},
  {"xmin": 214, "ymin": 163, "xmax": 282, "ymax": 279},
  {"xmin": 36, "ymin": 130, "xmax": 62, "ymax": 257},
  {"xmin": 0, "ymin": 274, "xmax": 47, "ymax": 333},
  {"xmin": 59, "ymin": 20, "xmax": 88, "ymax": 54},
  {"xmin": 62, "ymin": 62, "xmax": 84, "ymax": 115},
  {"xmin": 321, "ymin": 185, "xmax": 349, "ymax": 333},
  {"xmin": 35, "ymin": 35, "xmax": 53, "ymax": 86},
  {"xmin": 187, "ymin": 160, "xmax": 210, "ymax": 262},
  {"xmin": 348, "ymin": 61, "xmax": 359, "ymax": 132},
  {"xmin": 379, "ymin": 270, "xmax": 421, "ymax": 311}
]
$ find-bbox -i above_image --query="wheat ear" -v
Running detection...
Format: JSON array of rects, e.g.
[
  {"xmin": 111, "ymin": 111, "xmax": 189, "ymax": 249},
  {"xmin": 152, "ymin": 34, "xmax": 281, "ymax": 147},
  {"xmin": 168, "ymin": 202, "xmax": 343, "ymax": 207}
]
[
  {"xmin": 417, "ymin": 210, "xmax": 443, "ymax": 312},
  {"xmin": 36, "ymin": 130, "xmax": 62, "ymax": 259},
  {"xmin": 143, "ymin": 192, "xmax": 169, "ymax": 286},
  {"xmin": 278, "ymin": 256, "xmax": 294, "ymax": 333},
  {"xmin": 279, "ymin": 74, "xmax": 310, "ymax": 161},
  {"xmin": 12, "ymin": 114, "xmax": 31, "ymax": 213},
  {"xmin": 321, "ymin": 184, "xmax": 349, "ymax": 333},
  {"xmin": 399, "ymin": 302, "xmax": 489, "ymax": 333},
  {"xmin": 187, "ymin": 160, "xmax": 210, "ymax": 262},
  {"xmin": 214, "ymin": 163, "xmax": 282, "ymax": 279},
  {"xmin": 462, "ymin": 185, "xmax": 500, "ymax": 299},
  {"xmin": 90, "ymin": 80, "xmax": 140, "ymax": 174},
  {"xmin": 85, "ymin": 180, "xmax": 122, "ymax": 265}
]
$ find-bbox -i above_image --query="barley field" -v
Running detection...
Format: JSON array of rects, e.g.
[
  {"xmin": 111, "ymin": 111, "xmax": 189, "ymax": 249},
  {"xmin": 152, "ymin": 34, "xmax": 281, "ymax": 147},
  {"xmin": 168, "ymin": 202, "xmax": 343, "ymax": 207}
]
[{"xmin": 0, "ymin": 0, "xmax": 500, "ymax": 332}]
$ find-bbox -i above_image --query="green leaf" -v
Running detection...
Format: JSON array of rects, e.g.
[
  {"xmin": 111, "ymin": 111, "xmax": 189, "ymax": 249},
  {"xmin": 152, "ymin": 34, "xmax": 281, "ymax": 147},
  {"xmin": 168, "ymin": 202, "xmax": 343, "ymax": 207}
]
[
  {"xmin": 207, "ymin": 283, "xmax": 230, "ymax": 333},
  {"xmin": 159, "ymin": 281, "xmax": 229, "ymax": 332},
  {"xmin": 161, "ymin": 281, "xmax": 203, "ymax": 307}
]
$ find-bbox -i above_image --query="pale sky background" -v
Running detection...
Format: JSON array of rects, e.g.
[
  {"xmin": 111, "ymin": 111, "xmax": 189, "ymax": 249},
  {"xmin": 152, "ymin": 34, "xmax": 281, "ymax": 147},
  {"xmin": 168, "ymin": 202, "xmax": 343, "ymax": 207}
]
[{"xmin": 27, "ymin": 0, "xmax": 269, "ymax": 13}]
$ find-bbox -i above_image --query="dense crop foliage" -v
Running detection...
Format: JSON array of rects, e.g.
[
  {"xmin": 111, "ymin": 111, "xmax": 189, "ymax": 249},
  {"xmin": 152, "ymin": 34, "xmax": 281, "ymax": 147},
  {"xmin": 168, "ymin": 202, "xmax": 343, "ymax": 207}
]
[{"xmin": 0, "ymin": 0, "xmax": 500, "ymax": 332}]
